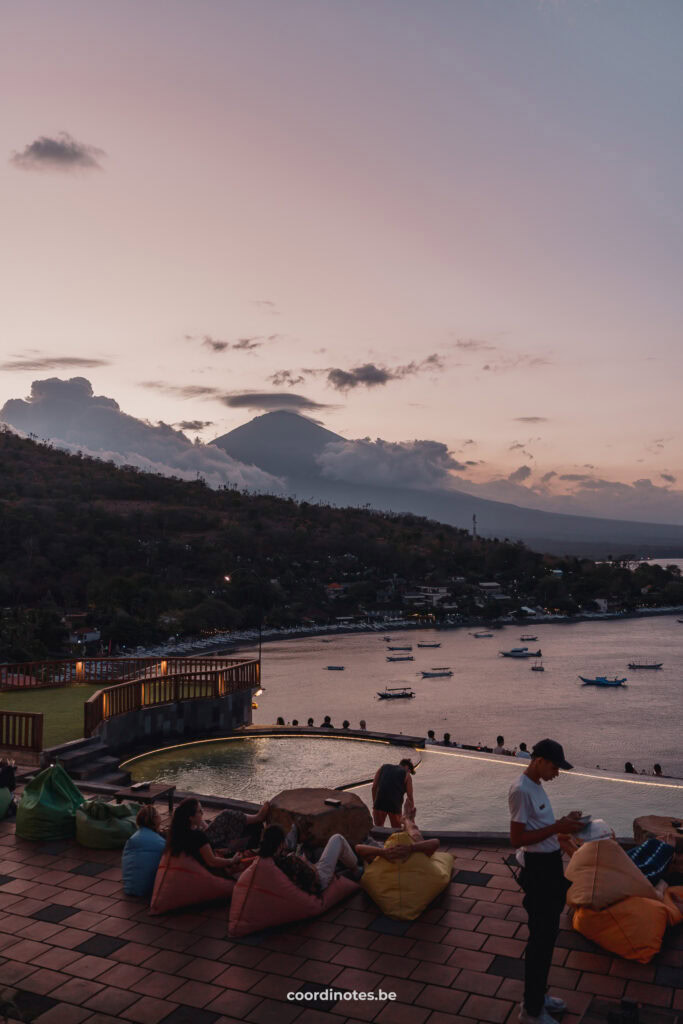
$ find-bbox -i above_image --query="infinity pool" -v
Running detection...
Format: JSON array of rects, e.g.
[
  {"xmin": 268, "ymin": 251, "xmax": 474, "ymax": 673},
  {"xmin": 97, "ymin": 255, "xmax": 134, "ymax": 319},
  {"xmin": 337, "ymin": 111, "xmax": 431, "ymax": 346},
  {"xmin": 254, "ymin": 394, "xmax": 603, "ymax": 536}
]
[{"xmin": 125, "ymin": 736, "xmax": 683, "ymax": 836}]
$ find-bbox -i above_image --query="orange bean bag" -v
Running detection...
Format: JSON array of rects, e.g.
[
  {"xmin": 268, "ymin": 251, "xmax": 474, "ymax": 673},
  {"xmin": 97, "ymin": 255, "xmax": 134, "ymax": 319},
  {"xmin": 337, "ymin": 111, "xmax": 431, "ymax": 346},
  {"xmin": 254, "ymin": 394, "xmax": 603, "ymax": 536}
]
[
  {"xmin": 228, "ymin": 855, "xmax": 358, "ymax": 937},
  {"xmin": 150, "ymin": 851, "xmax": 235, "ymax": 914},
  {"xmin": 566, "ymin": 839, "xmax": 658, "ymax": 910},
  {"xmin": 572, "ymin": 888, "xmax": 682, "ymax": 964}
]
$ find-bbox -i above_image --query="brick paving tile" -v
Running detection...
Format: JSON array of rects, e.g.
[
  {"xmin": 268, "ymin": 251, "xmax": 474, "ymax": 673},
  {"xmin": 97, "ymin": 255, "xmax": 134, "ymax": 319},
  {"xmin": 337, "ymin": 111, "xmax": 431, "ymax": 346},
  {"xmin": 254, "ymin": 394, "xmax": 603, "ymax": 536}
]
[
  {"xmin": 457, "ymin": 969, "xmax": 504, "ymax": 998},
  {"xmin": 50, "ymin": 926, "xmax": 94, "ymax": 949},
  {"xmin": 443, "ymin": 897, "xmax": 476, "ymax": 915},
  {"xmin": 178, "ymin": 957, "xmax": 227, "ymax": 982},
  {"xmin": 245, "ymin": 997, "xmax": 302, "ymax": 1024},
  {"xmin": 446, "ymin": 948, "xmax": 494, "ymax": 973},
  {"xmin": 407, "ymin": 941, "xmax": 452, "ymax": 965},
  {"xmin": 332, "ymin": 946, "xmax": 381, "ymax": 970},
  {"xmin": 410, "ymin": 962, "xmax": 460, "ymax": 988},
  {"xmin": 405, "ymin": 923, "xmax": 449, "ymax": 943},
  {"xmin": 494, "ymin": 977, "xmax": 523, "ymax": 1004},
  {"xmin": 57, "ymin": 978, "xmax": 106, "ymax": 1006},
  {"xmin": 165, "ymin": 980, "xmax": 225, "ymax": 1008},
  {"xmin": 373, "ymin": 1001, "xmax": 430, "ymax": 1024},
  {"xmin": 370, "ymin": 953, "xmax": 420, "ymax": 978},
  {"xmin": 64, "ymin": 955, "xmax": 117, "ymax": 980},
  {"xmin": 297, "ymin": 1010, "xmax": 344, "ymax": 1024},
  {"xmin": 186, "ymin": 938, "xmax": 233, "ymax": 960},
  {"xmin": 31, "ymin": 947, "xmax": 82, "ymax": 971},
  {"xmin": 334, "ymin": 927, "xmax": 377, "ymax": 949},
  {"xmin": 330, "ymin": 1002, "xmax": 385, "ymax": 1024},
  {"xmin": 424, "ymin": 1012, "xmax": 478, "ymax": 1024},
  {"xmin": 369, "ymin": 916, "xmax": 412, "ymax": 937},
  {"xmin": 335, "ymin": 910, "xmax": 378, "ymax": 929},
  {"xmin": 219, "ymin": 946, "xmax": 269, "ymax": 968},
  {"xmin": 84, "ymin": 987, "xmax": 140, "ymax": 1015},
  {"xmin": 657, "ymin": 965, "xmax": 683, "ymax": 987},
  {"xmin": 546, "ymin": 965, "xmax": 580, "ymax": 990},
  {"xmin": 332, "ymin": 967, "xmax": 384, "ymax": 992},
  {"xmin": 33, "ymin": 1003, "xmax": 92, "ymax": 1024},
  {"xmin": 565, "ymin": 950, "xmax": 612, "ymax": 973},
  {"xmin": 475, "ymin": 918, "xmax": 518, "ymax": 939},
  {"xmin": 120, "ymin": 995, "xmax": 178, "ymax": 1023},
  {"xmin": 608, "ymin": 958, "xmax": 655, "ymax": 982},
  {"xmin": 492, "ymin": 891, "xmax": 523, "ymax": 908},
  {"xmin": 204, "ymin": 989, "xmax": 263, "ymax": 1019},
  {"xmin": 440, "ymin": 911, "xmax": 481, "ymax": 932},
  {"xmin": 377, "ymin": 976, "xmax": 424, "ymax": 1004},
  {"xmin": 294, "ymin": 960, "xmax": 344, "ymax": 986},
  {"xmin": 673, "ymin": 990, "xmax": 683, "ymax": 1011},
  {"xmin": 486, "ymin": 955, "xmax": 524, "ymax": 981},
  {"xmin": 624, "ymin": 980, "xmax": 673, "ymax": 1007},
  {"xmin": 19, "ymin": 967, "xmax": 69, "ymax": 995},
  {"xmin": 82, "ymin": 1015, "xmax": 129, "ymax": 1024},
  {"xmin": 442, "ymin": 929, "xmax": 487, "ymax": 951},
  {"xmin": 459, "ymin": 994, "xmax": 512, "ymax": 1024},
  {"xmin": 368, "ymin": 935, "xmax": 414, "ymax": 956},
  {"xmin": 295, "ymin": 921, "xmax": 342, "ymax": 942},
  {"xmin": 97, "ymin": 963, "xmax": 150, "ymax": 989},
  {"xmin": 471, "ymin": 901, "xmax": 511, "ymax": 922},
  {"xmin": 577, "ymin": 972, "xmax": 626, "ymax": 997},
  {"xmin": 548, "ymin": 988, "xmax": 592, "ymax": 1015},
  {"xmin": 17, "ymin": 920, "xmax": 63, "ymax": 942},
  {"xmin": 249, "ymin": 973, "xmax": 301, "ymax": 1000},
  {"xmin": 139, "ymin": 950, "xmax": 191, "ymax": 973},
  {"xmin": 214, "ymin": 965, "xmax": 267, "ymax": 991},
  {"xmin": 296, "ymin": 939, "xmax": 345, "ymax": 962},
  {"xmin": 129, "ymin": 970, "xmax": 186, "ymax": 999},
  {"xmin": 256, "ymin": 952, "xmax": 306, "ymax": 976},
  {"xmin": 5, "ymin": 938, "xmax": 52, "ymax": 963},
  {"xmin": 415, "ymin": 985, "xmax": 467, "ymax": 1015},
  {"xmin": 110, "ymin": 941, "xmax": 159, "ymax": 965},
  {"xmin": 481, "ymin": 936, "xmax": 525, "ymax": 958}
]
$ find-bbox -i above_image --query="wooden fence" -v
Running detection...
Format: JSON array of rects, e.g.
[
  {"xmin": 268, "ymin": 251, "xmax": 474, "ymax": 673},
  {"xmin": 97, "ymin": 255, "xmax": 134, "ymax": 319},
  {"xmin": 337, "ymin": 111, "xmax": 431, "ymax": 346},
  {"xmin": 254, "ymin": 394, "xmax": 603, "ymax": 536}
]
[
  {"xmin": 0, "ymin": 656, "xmax": 246, "ymax": 692},
  {"xmin": 84, "ymin": 659, "xmax": 259, "ymax": 738},
  {"xmin": 0, "ymin": 710, "xmax": 44, "ymax": 754}
]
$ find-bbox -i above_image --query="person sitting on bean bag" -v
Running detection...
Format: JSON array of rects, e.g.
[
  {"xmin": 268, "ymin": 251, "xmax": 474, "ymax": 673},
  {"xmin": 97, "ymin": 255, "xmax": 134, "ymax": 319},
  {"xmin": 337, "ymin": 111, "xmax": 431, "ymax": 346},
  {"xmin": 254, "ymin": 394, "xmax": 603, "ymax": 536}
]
[
  {"xmin": 122, "ymin": 806, "xmax": 166, "ymax": 899},
  {"xmin": 204, "ymin": 801, "xmax": 270, "ymax": 853},
  {"xmin": 169, "ymin": 798, "xmax": 244, "ymax": 876},
  {"xmin": 259, "ymin": 823, "xmax": 361, "ymax": 894},
  {"xmin": 0, "ymin": 758, "xmax": 17, "ymax": 820}
]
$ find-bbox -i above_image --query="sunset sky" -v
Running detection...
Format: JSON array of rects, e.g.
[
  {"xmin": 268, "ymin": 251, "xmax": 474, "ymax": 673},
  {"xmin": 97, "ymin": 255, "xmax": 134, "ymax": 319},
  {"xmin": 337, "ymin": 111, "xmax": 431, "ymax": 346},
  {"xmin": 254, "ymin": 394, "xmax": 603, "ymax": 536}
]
[{"xmin": 2, "ymin": 0, "xmax": 683, "ymax": 522}]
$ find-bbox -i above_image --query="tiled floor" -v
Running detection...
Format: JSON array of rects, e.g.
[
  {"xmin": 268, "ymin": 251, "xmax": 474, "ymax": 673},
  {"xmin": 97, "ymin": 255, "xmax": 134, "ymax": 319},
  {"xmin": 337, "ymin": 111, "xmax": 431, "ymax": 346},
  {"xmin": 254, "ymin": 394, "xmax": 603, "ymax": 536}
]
[{"xmin": 0, "ymin": 813, "xmax": 681, "ymax": 1024}]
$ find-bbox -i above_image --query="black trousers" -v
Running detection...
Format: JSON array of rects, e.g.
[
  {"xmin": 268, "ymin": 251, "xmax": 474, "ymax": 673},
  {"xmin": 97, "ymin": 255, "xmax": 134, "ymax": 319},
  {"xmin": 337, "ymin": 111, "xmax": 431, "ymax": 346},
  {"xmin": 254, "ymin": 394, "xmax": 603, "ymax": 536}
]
[{"xmin": 519, "ymin": 850, "xmax": 570, "ymax": 1016}]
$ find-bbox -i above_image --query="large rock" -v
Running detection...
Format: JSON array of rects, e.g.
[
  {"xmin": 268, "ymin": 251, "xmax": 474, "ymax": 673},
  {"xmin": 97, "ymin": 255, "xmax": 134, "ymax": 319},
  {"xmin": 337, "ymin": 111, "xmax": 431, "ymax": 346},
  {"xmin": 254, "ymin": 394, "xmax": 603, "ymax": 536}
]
[
  {"xmin": 633, "ymin": 815, "xmax": 683, "ymax": 876},
  {"xmin": 269, "ymin": 788, "xmax": 372, "ymax": 847}
]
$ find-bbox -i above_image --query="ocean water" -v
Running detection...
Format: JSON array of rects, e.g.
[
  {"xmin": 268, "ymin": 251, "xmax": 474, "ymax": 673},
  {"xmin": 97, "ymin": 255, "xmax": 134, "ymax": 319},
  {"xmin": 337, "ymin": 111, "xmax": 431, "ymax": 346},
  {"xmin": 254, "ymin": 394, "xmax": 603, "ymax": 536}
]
[{"xmin": 245, "ymin": 615, "xmax": 682, "ymax": 777}]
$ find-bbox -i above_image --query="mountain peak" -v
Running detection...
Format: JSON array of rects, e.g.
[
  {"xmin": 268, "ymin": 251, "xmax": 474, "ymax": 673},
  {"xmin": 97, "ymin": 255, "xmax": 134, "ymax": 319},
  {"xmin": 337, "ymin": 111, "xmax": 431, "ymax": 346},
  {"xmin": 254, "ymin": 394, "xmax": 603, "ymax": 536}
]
[{"xmin": 211, "ymin": 411, "xmax": 343, "ymax": 479}]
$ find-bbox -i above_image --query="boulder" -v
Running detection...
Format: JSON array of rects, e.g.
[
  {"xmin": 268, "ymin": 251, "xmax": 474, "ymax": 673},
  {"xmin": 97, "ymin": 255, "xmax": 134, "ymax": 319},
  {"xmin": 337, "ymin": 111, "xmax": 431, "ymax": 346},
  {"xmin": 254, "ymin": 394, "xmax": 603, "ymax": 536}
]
[
  {"xmin": 633, "ymin": 815, "xmax": 683, "ymax": 876},
  {"xmin": 269, "ymin": 788, "xmax": 372, "ymax": 847}
]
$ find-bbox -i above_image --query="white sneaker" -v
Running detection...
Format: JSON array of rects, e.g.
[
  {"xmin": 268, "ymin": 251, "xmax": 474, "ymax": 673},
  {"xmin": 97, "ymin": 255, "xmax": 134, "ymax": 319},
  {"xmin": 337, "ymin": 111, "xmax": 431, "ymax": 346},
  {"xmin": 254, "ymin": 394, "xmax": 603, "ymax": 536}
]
[
  {"xmin": 519, "ymin": 1006, "xmax": 559, "ymax": 1024},
  {"xmin": 545, "ymin": 995, "xmax": 567, "ymax": 1013}
]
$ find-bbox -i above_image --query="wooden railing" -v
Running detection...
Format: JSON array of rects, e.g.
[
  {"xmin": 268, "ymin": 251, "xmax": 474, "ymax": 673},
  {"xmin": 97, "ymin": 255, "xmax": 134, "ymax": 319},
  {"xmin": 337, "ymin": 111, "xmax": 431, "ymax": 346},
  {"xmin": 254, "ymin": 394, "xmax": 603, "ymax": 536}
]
[
  {"xmin": 0, "ymin": 710, "xmax": 44, "ymax": 753},
  {"xmin": 0, "ymin": 656, "xmax": 246, "ymax": 692},
  {"xmin": 84, "ymin": 659, "xmax": 259, "ymax": 738}
]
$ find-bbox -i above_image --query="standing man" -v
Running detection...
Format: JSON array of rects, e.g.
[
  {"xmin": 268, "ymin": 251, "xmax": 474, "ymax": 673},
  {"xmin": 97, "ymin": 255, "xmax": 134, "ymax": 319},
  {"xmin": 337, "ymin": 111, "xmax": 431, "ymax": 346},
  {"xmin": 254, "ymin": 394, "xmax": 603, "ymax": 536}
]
[
  {"xmin": 508, "ymin": 739, "xmax": 583, "ymax": 1024},
  {"xmin": 372, "ymin": 758, "xmax": 416, "ymax": 826}
]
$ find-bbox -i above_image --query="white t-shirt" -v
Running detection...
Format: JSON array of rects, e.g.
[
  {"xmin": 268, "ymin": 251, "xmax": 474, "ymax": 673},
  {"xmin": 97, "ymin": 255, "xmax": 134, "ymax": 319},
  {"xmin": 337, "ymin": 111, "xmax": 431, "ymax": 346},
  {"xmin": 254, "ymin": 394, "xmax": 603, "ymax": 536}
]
[
  {"xmin": 508, "ymin": 772, "xmax": 559, "ymax": 854},
  {"xmin": 516, "ymin": 750, "xmax": 532, "ymax": 759}
]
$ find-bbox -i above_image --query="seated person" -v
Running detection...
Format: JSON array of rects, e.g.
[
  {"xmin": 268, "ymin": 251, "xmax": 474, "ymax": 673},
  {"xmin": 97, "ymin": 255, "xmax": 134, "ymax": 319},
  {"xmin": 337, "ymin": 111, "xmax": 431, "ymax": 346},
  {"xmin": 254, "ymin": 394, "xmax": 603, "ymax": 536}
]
[
  {"xmin": 356, "ymin": 815, "xmax": 440, "ymax": 864},
  {"xmin": 168, "ymin": 798, "xmax": 243, "ymax": 876},
  {"xmin": 0, "ymin": 758, "xmax": 17, "ymax": 819},
  {"xmin": 204, "ymin": 800, "xmax": 270, "ymax": 852},
  {"xmin": 122, "ymin": 805, "xmax": 166, "ymax": 898},
  {"xmin": 258, "ymin": 824, "xmax": 360, "ymax": 895}
]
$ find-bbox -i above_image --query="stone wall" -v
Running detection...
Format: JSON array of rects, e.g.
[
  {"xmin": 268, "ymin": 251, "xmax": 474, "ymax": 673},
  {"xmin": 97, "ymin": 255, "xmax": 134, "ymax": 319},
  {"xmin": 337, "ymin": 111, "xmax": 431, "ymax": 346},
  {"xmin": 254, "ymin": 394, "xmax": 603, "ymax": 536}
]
[{"xmin": 95, "ymin": 690, "xmax": 253, "ymax": 754}]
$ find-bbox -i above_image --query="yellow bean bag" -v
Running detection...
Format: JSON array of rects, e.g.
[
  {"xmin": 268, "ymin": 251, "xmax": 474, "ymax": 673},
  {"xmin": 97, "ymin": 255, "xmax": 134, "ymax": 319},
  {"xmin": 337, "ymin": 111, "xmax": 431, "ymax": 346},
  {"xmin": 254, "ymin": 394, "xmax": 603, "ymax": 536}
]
[
  {"xmin": 566, "ymin": 839, "xmax": 658, "ymax": 910},
  {"xmin": 361, "ymin": 832, "xmax": 453, "ymax": 921},
  {"xmin": 573, "ymin": 887, "xmax": 683, "ymax": 964}
]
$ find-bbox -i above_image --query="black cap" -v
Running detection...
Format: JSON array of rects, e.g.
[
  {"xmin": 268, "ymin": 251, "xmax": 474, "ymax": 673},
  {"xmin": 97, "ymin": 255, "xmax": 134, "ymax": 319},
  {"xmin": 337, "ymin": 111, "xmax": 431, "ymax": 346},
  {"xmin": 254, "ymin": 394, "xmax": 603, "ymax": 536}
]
[
  {"xmin": 400, "ymin": 758, "xmax": 416, "ymax": 774},
  {"xmin": 531, "ymin": 739, "xmax": 573, "ymax": 770}
]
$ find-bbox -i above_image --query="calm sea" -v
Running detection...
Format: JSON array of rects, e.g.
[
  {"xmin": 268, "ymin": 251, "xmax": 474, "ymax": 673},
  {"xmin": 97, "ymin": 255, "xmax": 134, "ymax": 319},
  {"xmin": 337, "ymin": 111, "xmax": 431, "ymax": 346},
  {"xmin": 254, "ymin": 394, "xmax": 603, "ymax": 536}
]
[{"xmin": 244, "ymin": 615, "xmax": 682, "ymax": 777}]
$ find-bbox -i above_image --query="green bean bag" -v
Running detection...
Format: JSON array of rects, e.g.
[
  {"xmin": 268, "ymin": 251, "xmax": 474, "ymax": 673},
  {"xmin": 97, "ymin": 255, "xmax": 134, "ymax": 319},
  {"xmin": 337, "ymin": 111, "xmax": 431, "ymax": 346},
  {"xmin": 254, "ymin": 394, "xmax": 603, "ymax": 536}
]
[
  {"xmin": 16, "ymin": 763, "xmax": 85, "ymax": 841},
  {"xmin": 0, "ymin": 787, "xmax": 14, "ymax": 820},
  {"xmin": 76, "ymin": 799, "xmax": 141, "ymax": 849}
]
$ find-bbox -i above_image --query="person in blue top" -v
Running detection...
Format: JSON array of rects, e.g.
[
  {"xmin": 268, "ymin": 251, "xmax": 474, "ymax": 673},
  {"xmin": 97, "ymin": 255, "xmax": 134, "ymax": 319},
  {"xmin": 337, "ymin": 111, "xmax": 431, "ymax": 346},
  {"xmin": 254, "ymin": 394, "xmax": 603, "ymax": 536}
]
[{"xmin": 122, "ymin": 805, "xmax": 166, "ymax": 899}]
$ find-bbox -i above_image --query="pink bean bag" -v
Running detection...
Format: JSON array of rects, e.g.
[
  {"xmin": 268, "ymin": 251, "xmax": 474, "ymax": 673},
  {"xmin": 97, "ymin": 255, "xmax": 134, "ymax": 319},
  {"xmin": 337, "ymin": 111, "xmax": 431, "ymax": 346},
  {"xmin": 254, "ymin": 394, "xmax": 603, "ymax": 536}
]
[
  {"xmin": 228, "ymin": 855, "xmax": 358, "ymax": 937},
  {"xmin": 150, "ymin": 851, "xmax": 235, "ymax": 914}
]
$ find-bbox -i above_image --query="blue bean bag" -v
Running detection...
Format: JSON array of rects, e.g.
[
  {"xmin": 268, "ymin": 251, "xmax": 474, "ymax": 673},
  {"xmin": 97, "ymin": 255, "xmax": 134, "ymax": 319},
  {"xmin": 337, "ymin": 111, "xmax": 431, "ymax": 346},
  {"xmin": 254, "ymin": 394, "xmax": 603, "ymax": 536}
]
[{"xmin": 122, "ymin": 827, "xmax": 167, "ymax": 899}]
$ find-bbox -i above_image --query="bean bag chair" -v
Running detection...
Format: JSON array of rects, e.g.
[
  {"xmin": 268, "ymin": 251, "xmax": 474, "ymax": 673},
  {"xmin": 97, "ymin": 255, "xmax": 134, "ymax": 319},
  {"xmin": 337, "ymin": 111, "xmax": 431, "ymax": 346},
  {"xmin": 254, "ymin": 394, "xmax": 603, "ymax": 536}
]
[
  {"xmin": 566, "ymin": 839, "xmax": 658, "ymax": 910},
  {"xmin": 122, "ymin": 827, "xmax": 167, "ymax": 899},
  {"xmin": 76, "ymin": 799, "xmax": 140, "ymax": 849},
  {"xmin": 627, "ymin": 838, "xmax": 675, "ymax": 883},
  {"xmin": 361, "ymin": 832, "xmax": 454, "ymax": 921},
  {"xmin": 150, "ymin": 851, "xmax": 235, "ymax": 914},
  {"xmin": 0, "ymin": 788, "xmax": 14, "ymax": 820},
  {"xmin": 228, "ymin": 856, "xmax": 358, "ymax": 937},
  {"xmin": 572, "ymin": 887, "xmax": 683, "ymax": 964},
  {"xmin": 16, "ymin": 763, "xmax": 84, "ymax": 841}
]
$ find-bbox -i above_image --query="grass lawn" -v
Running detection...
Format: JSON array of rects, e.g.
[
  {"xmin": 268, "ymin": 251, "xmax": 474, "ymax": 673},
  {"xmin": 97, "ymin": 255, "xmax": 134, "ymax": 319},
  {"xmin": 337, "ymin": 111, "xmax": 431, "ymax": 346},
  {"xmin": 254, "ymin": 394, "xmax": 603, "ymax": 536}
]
[{"xmin": 0, "ymin": 685, "xmax": 103, "ymax": 748}]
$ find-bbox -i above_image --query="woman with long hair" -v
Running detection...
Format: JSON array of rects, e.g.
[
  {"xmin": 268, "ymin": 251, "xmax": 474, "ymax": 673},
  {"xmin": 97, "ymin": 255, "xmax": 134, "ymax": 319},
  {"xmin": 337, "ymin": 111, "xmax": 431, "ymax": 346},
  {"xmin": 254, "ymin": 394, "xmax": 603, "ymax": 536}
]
[{"xmin": 168, "ymin": 798, "xmax": 242, "ymax": 874}]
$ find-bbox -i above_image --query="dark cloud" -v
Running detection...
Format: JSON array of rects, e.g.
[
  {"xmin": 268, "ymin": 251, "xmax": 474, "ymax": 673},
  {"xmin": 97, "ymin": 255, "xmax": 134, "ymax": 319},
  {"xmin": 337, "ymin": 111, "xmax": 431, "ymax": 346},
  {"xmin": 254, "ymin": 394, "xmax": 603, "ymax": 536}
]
[
  {"xmin": 559, "ymin": 473, "xmax": 594, "ymax": 482},
  {"xmin": 541, "ymin": 471, "xmax": 557, "ymax": 484},
  {"xmin": 233, "ymin": 337, "xmax": 264, "ymax": 351},
  {"xmin": 221, "ymin": 392, "xmax": 332, "ymax": 412},
  {"xmin": 174, "ymin": 420, "xmax": 215, "ymax": 432},
  {"xmin": 453, "ymin": 338, "xmax": 496, "ymax": 352},
  {"xmin": 252, "ymin": 299, "xmax": 279, "ymax": 314},
  {"xmin": 661, "ymin": 473, "xmax": 676, "ymax": 484},
  {"xmin": 508, "ymin": 465, "xmax": 532, "ymax": 484},
  {"xmin": 142, "ymin": 382, "xmax": 220, "ymax": 399},
  {"xmin": 1, "ymin": 355, "xmax": 110, "ymax": 372},
  {"xmin": 269, "ymin": 370, "xmax": 305, "ymax": 387},
  {"xmin": 317, "ymin": 438, "xmax": 465, "ymax": 489},
  {"xmin": 202, "ymin": 336, "xmax": 230, "ymax": 352},
  {"xmin": 483, "ymin": 355, "xmax": 550, "ymax": 373},
  {"xmin": 509, "ymin": 442, "xmax": 525, "ymax": 451},
  {"xmin": 326, "ymin": 354, "xmax": 443, "ymax": 392},
  {"xmin": 10, "ymin": 132, "xmax": 105, "ymax": 172},
  {"xmin": 0, "ymin": 377, "xmax": 281, "ymax": 490},
  {"xmin": 514, "ymin": 416, "xmax": 548, "ymax": 423},
  {"xmin": 195, "ymin": 333, "xmax": 281, "ymax": 353}
]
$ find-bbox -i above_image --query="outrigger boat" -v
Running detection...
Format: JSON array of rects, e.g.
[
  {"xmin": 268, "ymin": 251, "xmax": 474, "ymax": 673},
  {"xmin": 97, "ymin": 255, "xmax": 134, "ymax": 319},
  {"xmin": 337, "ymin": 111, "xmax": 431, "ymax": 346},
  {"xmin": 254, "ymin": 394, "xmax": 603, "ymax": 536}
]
[
  {"xmin": 377, "ymin": 686, "xmax": 415, "ymax": 700},
  {"xmin": 520, "ymin": 635, "xmax": 538, "ymax": 641},
  {"xmin": 417, "ymin": 642, "xmax": 441, "ymax": 648},
  {"xmin": 579, "ymin": 675, "xmax": 627, "ymax": 687},
  {"xmin": 500, "ymin": 647, "xmax": 542, "ymax": 658},
  {"xmin": 421, "ymin": 668, "xmax": 453, "ymax": 678},
  {"xmin": 326, "ymin": 665, "xmax": 345, "ymax": 671},
  {"xmin": 388, "ymin": 645, "xmax": 412, "ymax": 651},
  {"xmin": 531, "ymin": 660, "xmax": 545, "ymax": 672},
  {"xmin": 627, "ymin": 661, "xmax": 663, "ymax": 670},
  {"xmin": 386, "ymin": 654, "xmax": 414, "ymax": 662},
  {"xmin": 472, "ymin": 632, "xmax": 493, "ymax": 638}
]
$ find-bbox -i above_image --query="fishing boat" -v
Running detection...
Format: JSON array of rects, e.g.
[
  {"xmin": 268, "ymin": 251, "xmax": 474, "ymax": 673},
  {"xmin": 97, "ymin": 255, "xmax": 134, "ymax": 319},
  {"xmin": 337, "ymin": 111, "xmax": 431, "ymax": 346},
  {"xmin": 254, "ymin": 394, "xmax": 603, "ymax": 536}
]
[
  {"xmin": 579, "ymin": 675, "xmax": 627, "ymax": 687},
  {"xmin": 388, "ymin": 645, "xmax": 412, "ymax": 651},
  {"xmin": 325, "ymin": 665, "xmax": 345, "ymax": 671},
  {"xmin": 386, "ymin": 654, "xmax": 414, "ymax": 662},
  {"xmin": 627, "ymin": 661, "xmax": 663, "ymax": 670},
  {"xmin": 377, "ymin": 686, "xmax": 415, "ymax": 700},
  {"xmin": 531, "ymin": 660, "xmax": 544, "ymax": 672},
  {"xmin": 421, "ymin": 668, "xmax": 453, "ymax": 678},
  {"xmin": 417, "ymin": 642, "xmax": 441, "ymax": 648},
  {"xmin": 520, "ymin": 635, "xmax": 538, "ymax": 641},
  {"xmin": 472, "ymin": 632, "xmax": 493, "ymax": 638},
  {"xmin": 500, "ymin": 647, "xmax": 542, "ymax": 658}
]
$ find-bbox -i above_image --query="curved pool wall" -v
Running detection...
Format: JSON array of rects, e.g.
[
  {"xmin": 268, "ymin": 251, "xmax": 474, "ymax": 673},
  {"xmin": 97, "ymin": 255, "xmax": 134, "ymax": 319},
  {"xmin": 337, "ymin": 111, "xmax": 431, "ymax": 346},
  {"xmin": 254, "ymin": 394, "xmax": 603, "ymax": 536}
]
[{"xmin": 124, "ymin": 734, "xmax": 683, "ymax": 836}]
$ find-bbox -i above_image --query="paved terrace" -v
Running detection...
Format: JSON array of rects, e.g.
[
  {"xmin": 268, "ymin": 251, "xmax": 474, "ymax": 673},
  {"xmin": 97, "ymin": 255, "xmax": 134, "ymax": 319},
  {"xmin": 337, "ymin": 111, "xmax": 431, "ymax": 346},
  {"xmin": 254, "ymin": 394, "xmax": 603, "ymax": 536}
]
[{"xmin": 0, "ymin": 804, "xmax": 681, "ymax": 1024}]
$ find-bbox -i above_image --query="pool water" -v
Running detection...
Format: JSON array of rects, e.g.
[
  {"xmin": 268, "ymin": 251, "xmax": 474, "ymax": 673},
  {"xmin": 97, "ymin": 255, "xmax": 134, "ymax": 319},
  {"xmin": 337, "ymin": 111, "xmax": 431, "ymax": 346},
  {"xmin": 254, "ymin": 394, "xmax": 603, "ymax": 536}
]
[{"xmin": 125, "ymin": 735, "xmax": 683, "ymax": 836}]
